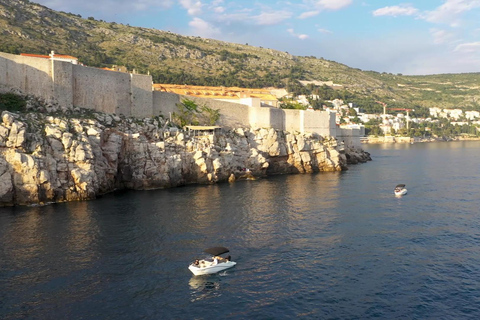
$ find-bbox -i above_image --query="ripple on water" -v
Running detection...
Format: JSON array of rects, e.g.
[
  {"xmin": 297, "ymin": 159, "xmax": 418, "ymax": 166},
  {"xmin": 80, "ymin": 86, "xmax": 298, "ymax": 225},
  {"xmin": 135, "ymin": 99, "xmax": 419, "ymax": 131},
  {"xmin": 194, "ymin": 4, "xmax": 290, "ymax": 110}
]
[{"xmin": 2, "ymin": 142, "xmax": 480, "ymax": 319}]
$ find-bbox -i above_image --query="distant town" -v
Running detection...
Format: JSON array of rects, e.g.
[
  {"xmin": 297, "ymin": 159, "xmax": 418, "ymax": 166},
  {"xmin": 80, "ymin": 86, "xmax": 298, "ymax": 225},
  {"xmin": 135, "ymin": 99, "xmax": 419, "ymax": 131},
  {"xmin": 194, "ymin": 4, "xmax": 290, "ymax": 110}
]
[
  {"xmin": 157, "ymin": 84, "xmax": 480, "ymax": 140},
  {"xmin": 306, "ymin": 97, "xmax": 480, "ymax": 139}
]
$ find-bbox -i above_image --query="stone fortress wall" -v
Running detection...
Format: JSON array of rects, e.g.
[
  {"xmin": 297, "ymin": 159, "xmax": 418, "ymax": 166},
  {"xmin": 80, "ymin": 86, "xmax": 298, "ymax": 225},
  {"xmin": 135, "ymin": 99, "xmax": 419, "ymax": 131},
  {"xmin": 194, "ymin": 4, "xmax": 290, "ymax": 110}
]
[{"xmin": 0, "ymin": 52, "xmax": 358, "ymax": 144}]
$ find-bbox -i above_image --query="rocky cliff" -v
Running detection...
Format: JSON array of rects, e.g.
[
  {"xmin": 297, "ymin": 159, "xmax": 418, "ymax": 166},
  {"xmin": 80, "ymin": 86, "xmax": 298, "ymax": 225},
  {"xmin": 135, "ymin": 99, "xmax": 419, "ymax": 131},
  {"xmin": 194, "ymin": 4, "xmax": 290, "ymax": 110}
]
[{"xmin": 0, "ymin": 100, "xmax": 370, "ymax": 207}]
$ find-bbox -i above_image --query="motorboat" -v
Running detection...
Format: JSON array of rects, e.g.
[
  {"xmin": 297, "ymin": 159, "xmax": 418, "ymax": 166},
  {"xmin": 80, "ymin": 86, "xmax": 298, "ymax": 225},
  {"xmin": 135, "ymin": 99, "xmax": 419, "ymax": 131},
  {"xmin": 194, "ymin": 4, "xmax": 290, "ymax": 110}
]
[
  {"xmin": 394, "ymin": 184, "xmax": 407, "ymax": 196},
  {"xmin": 188, "ymin": 246, "xmax": 237, "ymax": 276}
]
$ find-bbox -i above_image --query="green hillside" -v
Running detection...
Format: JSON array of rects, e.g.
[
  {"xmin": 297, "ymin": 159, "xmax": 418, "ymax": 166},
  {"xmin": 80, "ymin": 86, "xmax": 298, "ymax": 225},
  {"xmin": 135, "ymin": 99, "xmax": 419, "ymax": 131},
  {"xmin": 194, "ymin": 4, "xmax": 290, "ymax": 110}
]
[{"xmin": 1, "ymin": 0, "xmax": 480, "ymax": 115}]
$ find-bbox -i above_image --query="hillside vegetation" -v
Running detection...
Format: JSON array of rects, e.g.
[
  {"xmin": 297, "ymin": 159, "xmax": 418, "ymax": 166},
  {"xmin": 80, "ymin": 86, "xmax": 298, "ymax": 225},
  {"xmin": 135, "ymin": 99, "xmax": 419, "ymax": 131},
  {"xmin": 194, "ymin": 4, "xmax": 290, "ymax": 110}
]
[{"xmin": 1, "ymin": 0, "xmax": 480, "ymax": 115}]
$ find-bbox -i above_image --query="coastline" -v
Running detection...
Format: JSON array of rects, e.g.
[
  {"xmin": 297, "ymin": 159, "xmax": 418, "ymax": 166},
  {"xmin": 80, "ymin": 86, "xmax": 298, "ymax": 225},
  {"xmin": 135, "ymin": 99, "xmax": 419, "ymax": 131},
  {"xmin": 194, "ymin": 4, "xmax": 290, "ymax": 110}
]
[
  {"xmin": 361, "ymin": 135, "xmax": 480, "ymax": 144},
  {"xmin": 0, "ymin": 108, "xmax": 371, "ymax": 207}
]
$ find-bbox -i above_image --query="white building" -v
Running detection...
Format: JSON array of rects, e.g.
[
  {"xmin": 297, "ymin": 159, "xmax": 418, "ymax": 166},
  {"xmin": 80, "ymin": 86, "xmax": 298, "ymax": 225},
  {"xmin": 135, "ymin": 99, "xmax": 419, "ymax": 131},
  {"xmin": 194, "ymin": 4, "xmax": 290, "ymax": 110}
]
[
  {"xmin": 465, "ymin": 111, "xmax": 480, "ymax": 120},
  {"xmin": 359, "ymin": 113, "xmax": 379, "ymax": 123},
  {"xmin": 446, "ymin": 109, "xmax": 463, "ymax": 120},
  {"xmin": 429, "ymin": 107, "xmax": 442, "ymax": 118}
]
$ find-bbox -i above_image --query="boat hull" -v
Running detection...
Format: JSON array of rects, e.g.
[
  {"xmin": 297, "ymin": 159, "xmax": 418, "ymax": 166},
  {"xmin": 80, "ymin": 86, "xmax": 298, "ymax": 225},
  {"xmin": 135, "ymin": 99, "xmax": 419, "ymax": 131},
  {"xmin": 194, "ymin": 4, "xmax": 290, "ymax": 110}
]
[
  {"xmin": 395, "ymin": 189, "xmax": 407, "ymax": 196},
  {"xmin": 188, "ymin": 261, "xmax": 237, "ymax": 275}
]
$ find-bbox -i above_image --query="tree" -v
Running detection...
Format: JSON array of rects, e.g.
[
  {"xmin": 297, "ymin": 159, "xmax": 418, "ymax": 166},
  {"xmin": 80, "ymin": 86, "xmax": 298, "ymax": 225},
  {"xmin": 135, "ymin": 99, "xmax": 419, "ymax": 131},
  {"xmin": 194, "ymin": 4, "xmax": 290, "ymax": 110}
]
[
  {"xmin": 199, "ymin": 104, "xmax": 220, "ymax": 125},
  {"xmin": 366, "ymin": 126, "xmax": 382, "ymax": 136},
  {"xmin": 351, "ymin": 115, "xmax": 360, "ymax": 124},
  {"xmin": 279, "ymin": 100, "xmax": 307, "ymax": 110},
  {"xmin": 171, "ymin": 99, "xmax": 220, "ymax": 127},
  {"xmin": 348, "ymin": 108, "xmax": 357, "ymax": 117},
  {"xmin": 308, "ymin": 97, "xmax": 321, "ymax": 110}
]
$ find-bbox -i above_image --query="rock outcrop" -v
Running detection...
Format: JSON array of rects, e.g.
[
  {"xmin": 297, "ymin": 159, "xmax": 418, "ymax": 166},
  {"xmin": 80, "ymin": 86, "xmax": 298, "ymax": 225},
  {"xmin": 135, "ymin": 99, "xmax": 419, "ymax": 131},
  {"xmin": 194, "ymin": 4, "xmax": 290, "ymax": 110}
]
[{"xmin": 0, "ymin": 108, "xmax": 370, "ymax": 207}]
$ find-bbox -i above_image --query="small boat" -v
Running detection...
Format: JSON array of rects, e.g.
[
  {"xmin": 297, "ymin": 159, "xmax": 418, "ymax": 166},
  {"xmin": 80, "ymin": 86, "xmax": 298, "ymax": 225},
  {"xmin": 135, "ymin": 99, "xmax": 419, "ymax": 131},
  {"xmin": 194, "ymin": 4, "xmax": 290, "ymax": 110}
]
[
  {"xmin": 394, "ymin": 184, "xmax": 407, "ymax": 196},
  {"xmin": 188, "ymin": 246, "xmax": 237, "ymax": 276}
]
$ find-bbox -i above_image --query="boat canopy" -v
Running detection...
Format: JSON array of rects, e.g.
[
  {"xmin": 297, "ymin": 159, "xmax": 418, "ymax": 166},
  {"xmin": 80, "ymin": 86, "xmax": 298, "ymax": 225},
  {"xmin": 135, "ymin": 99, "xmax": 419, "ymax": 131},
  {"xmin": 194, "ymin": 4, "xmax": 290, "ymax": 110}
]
[
  {"xmin": 395, "ymin": 184, "xmax": 406, "ymax": 188},
  {"xmin": 203, "ymin": 246, "xmax": 230, "ymax": 256}
]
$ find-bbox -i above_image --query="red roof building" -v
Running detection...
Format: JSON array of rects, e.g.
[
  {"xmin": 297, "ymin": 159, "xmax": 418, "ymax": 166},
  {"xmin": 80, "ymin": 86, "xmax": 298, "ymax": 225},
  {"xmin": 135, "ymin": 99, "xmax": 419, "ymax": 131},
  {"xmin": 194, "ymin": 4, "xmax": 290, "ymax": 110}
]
[{"xmin": 20, "ymin": 51, "xmax": 79, "ymax": 64}]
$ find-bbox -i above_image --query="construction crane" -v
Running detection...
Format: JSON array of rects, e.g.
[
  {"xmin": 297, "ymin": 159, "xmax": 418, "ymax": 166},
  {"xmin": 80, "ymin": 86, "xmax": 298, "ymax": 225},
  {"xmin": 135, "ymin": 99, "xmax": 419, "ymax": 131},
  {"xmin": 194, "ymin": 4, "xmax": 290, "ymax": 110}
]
[
  {"xmin": 388, "ymin": 108, "xmax": 413, "ymax": 130},
  {"xmin": 376, "ymin": 101, "xmax": 414, "ymax": 130},
  {"xmin": 375, "ymin": 101, "xmax": 387, "ymax": 115}
]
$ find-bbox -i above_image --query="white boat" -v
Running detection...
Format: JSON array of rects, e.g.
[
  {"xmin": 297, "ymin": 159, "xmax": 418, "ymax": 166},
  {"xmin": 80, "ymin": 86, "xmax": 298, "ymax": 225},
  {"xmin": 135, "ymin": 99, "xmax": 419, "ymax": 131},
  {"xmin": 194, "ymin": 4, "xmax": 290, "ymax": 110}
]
[
  {"xmin": 188, "ymin": 246, "xmax": 237, "ymax": 276},
  {"xmin": 394, "ymin": 184, "xmax": 407, "ymax": 196}
]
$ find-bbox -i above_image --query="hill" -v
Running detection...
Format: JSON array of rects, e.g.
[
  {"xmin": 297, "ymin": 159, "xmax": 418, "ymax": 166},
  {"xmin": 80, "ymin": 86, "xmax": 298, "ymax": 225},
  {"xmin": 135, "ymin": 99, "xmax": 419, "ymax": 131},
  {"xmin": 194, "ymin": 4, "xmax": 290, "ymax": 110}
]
[{"xmin": 1, "ymin": 0, "xmax": 480, "ymax": 114}]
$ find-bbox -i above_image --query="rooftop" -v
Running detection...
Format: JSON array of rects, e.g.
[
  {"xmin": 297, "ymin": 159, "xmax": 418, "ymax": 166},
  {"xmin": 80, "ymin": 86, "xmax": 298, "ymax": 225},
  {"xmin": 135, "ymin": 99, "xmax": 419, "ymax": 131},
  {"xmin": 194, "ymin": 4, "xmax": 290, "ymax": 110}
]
[
  {"xmin": 20, "ymin": 53, "xmax": 78, "ymax": 60},
  {"xmin": 153, "ymin": 84, "xmax": 278, "ymax": 102}
]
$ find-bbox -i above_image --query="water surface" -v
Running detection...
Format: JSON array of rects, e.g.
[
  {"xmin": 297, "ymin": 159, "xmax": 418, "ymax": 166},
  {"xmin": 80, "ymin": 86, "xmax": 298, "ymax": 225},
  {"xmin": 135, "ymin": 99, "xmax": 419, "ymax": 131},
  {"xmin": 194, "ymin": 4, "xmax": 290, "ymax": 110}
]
[{"xmin": 1, "ymin": 141, "xmax": 480, "ymax": 319}]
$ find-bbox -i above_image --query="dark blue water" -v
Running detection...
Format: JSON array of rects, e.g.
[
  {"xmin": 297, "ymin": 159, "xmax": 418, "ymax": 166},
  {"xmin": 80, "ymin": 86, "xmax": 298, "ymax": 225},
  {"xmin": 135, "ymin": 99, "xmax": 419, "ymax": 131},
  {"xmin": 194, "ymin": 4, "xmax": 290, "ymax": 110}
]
[{"xmin": 1, "ymin": 141, "xmax": 480, "ymax": 319}]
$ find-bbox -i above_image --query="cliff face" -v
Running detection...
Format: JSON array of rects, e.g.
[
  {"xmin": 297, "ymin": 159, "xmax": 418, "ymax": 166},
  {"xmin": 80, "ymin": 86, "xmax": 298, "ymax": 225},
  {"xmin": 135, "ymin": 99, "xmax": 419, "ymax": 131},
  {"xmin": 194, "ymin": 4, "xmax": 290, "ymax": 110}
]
[{"xmin": 0, "ymin": 107, "xmax": 370, "ymax": 207}]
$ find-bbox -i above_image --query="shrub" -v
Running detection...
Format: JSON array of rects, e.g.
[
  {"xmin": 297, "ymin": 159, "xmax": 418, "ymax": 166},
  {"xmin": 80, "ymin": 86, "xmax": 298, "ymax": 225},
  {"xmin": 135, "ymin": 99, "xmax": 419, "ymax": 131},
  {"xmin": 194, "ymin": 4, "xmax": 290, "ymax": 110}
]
[
  {"xmin": 200, "ymin": 104, "xmax": 220, "ymax": 125},
  {"xmin": 172, "ymin": 99, "xmax": 220, "ymax": 127},
  {"xmin": 0, "ymin": 93, "xmax": 27, "ymax": 112}
]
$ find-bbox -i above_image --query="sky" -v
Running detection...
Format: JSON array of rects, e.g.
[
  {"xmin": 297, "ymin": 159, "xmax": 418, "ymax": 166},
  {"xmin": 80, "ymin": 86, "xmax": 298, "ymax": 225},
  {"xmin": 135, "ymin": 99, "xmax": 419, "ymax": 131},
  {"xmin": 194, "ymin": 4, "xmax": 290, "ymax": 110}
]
[{"xmin": 32, "ymin": 0, "xmax": 480, "ymax": 75}]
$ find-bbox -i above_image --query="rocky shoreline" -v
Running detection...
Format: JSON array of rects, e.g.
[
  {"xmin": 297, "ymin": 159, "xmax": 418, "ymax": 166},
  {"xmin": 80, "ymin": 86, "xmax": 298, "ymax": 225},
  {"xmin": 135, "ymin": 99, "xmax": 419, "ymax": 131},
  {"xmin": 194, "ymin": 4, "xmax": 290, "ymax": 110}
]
[{"xmin": 0, "ymin": 105, "xmax": 371, "ymax": 207}]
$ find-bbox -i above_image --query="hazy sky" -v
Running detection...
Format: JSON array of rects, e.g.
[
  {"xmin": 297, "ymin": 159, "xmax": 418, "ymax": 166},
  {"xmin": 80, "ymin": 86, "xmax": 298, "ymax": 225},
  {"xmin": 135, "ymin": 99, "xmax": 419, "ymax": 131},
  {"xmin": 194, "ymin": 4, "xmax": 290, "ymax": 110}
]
[{"xmin": 32, "ymin": 0, "xmax": 480, "ymax": 75}]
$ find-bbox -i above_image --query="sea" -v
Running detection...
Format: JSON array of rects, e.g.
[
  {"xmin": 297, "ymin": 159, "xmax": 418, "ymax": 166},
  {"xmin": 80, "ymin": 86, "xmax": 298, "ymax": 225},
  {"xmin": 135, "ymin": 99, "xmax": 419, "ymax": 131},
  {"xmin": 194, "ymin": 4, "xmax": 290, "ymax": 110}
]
[{"xmin": 1, "ymin": 141, "xmax": 480, "ymax": 319}]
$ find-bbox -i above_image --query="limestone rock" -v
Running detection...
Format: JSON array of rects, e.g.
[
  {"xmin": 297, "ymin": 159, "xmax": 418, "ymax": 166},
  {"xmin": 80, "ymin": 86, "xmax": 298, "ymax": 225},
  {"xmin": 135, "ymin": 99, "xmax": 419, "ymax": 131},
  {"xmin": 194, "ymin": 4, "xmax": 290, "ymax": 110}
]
[
  {"xmin": 7, "ymin": 121, "xmax": 26, "ymax": 148},
  {"xmin": 0, "ymin": 108, "xmax": 370, "ymax": 206},
  {"xmin": 0, "ymin": 125, "xmax": 9, "ymax": 146},
  {"xmin": 2, "ymin": 111, "xmax": 15, "ymax": 126}
]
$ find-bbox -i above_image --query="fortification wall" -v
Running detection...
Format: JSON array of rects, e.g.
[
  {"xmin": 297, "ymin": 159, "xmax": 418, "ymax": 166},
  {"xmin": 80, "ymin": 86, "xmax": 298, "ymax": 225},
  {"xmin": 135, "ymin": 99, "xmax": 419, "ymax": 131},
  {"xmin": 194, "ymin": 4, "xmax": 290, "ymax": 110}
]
[
  {"xmin": 153, "ymin": 91, "xmax": 178, "ymax": 119},
  {"xmin": 131, "ymin": 74, "xmax": 153, "ymax": 118},
  {"xmin": 283, "ymin": 109, "xmax": 303, "ymax": 133},
  {"xmin": 304, "ymin": 110, "xmax": 336, "ymax": 137},
  {"xmin": 72, "ymin": 65, "xmax": 131, "ymax": 115},
  {"xmin": 153, "ymin": 92, "xmax": 250, "ymax": 128},
  {"xmin": 212, "ymin": 100, "xmax": 250, "ymax": 128},
  {"xmin": 337, "ymin": 128, "xmax": 361, "ymax": 148},
  {"xmin": 1, "ymin": 52, "xmax": 342, "ymax": 141},
  {"xmin": 249, "ymin": 106, "xmax": 285, "ymax": 130},
  {"xmin": 0, "ymin": 52, "xmax": 54, "ymax": 101},
  {"xmin": 184, "ymin": 95, "xmax": 250, "ymax": 128},
  {"xmin": 52, "ymin": 61, "xmax": 73, "ymax": 109}
]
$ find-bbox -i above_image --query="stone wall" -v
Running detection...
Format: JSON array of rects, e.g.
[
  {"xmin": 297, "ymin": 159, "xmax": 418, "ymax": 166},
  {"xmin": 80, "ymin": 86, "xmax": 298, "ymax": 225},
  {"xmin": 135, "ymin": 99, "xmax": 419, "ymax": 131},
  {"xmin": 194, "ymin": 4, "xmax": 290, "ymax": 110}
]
[
  {"xmin": 337, "ymin": 127, "xmax": 361, "ymax": 148},
  {"xmin": 0, "ymin": 52, "xmax": 155, "ymax": 117},
  {"xmin": 153, "ymin": 92, "xmax": 337, "ymax": 137},
  {"xmin": 72, "ymin": 64, "xmax": 132, "ymax": 115},
  {"xmin": 305, "ymin": 110, "xmax": 337, "ymax": 137},
  {"xmin": 130, "ymin": 73, "xmax": 153, "ymax": 118},
  {"xmin": 153, "ymin": 91, "xmax": 251, "ymax": 128},
  {"xmin": 249, "ymin": 105, "xmax": 285, "ymax": 131},
  {"xmin": 0, "ymin": 52, "xmax": 54, "ymax": 102},
  {"xmin": 0, "ymin": 51, "xmax": 346, "ymax": 140},
  {"xmin": 53, "ymin": 60, "xmax": 73, "ymax": 109},
  {"xmin": 153, "ymin": 91, "xmax": 179, "ymax": 119},
  {"xmin": 284, "ymin": 109, "xmax": 302, "ymax": 133}
]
